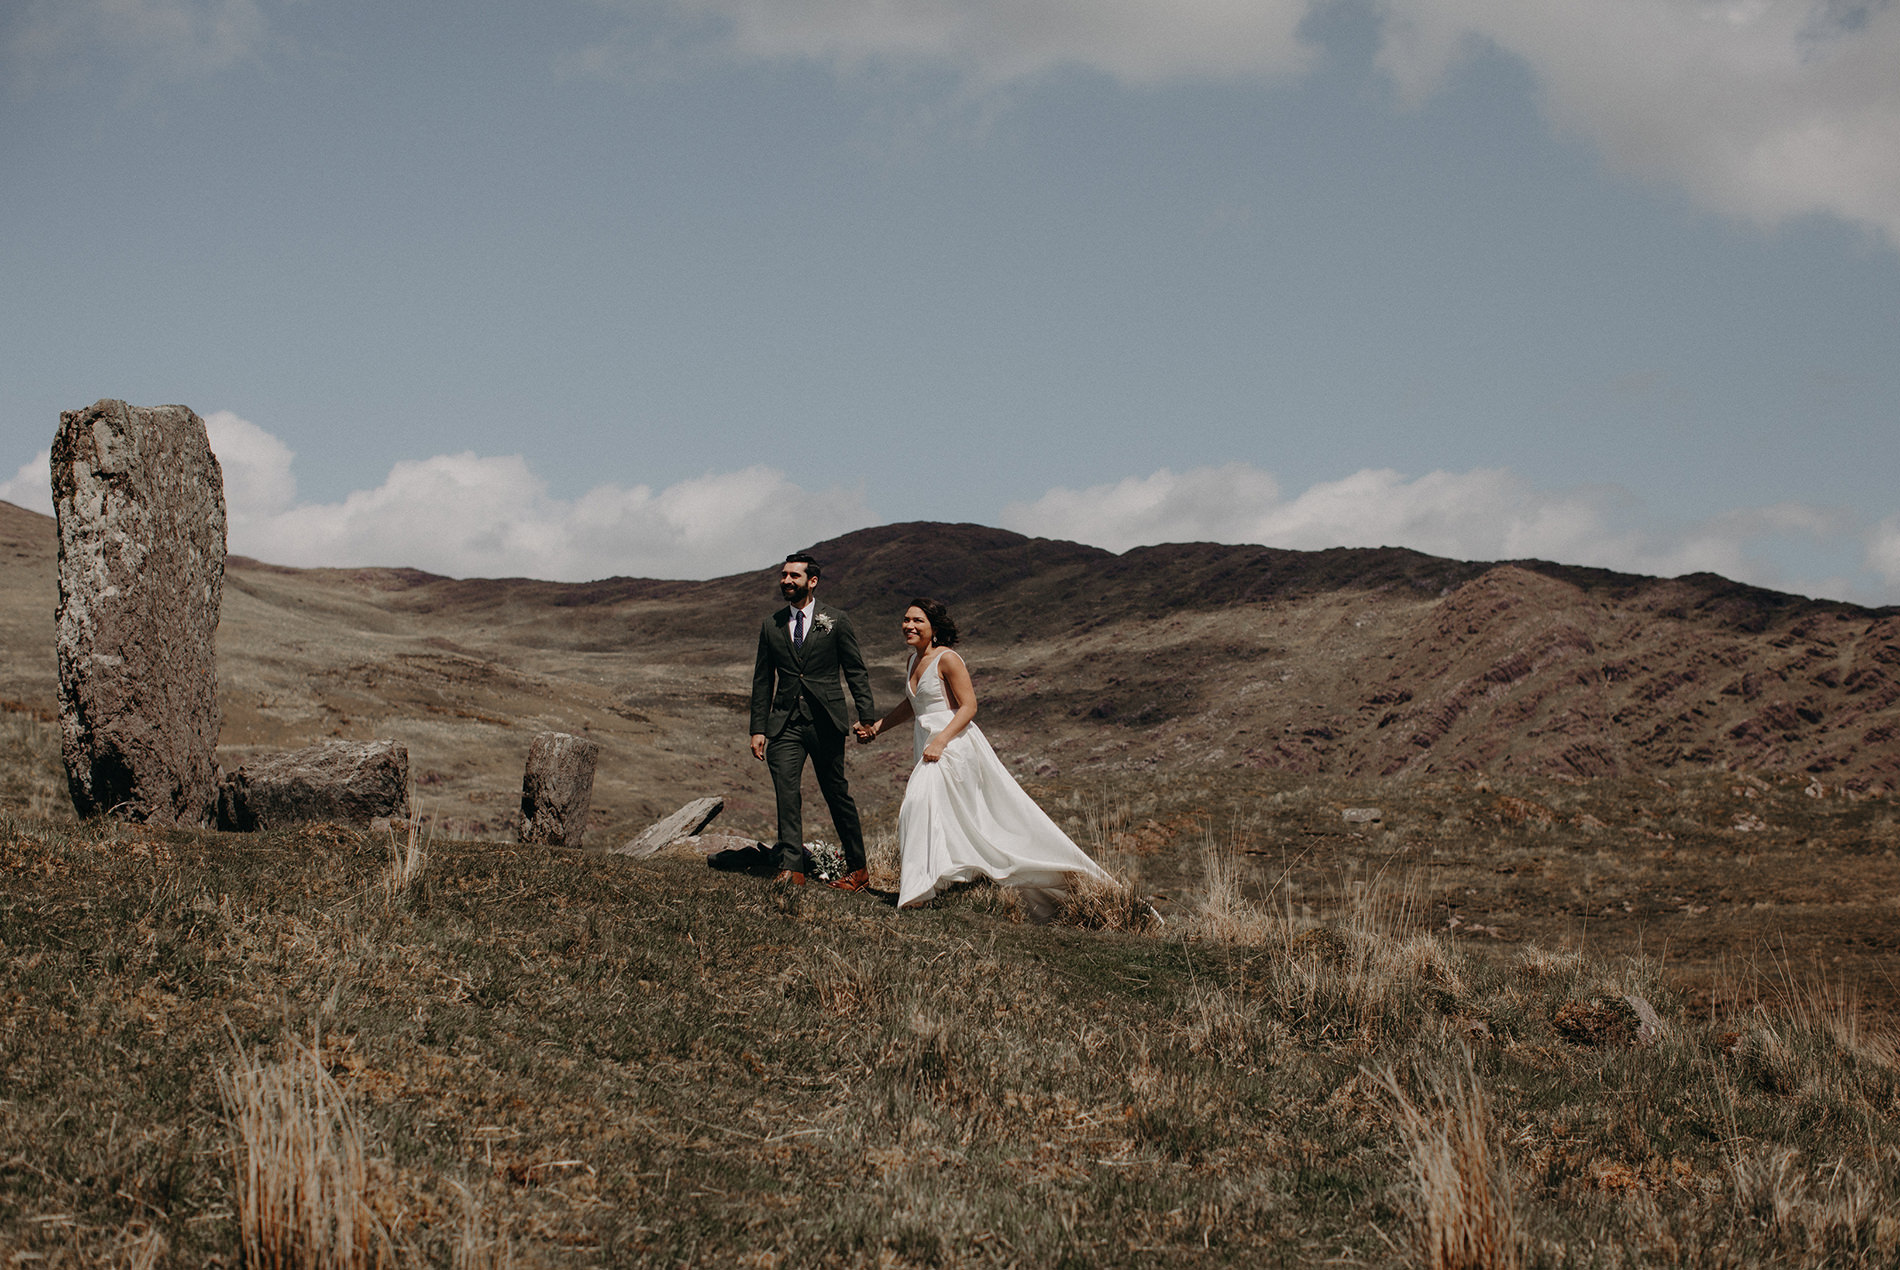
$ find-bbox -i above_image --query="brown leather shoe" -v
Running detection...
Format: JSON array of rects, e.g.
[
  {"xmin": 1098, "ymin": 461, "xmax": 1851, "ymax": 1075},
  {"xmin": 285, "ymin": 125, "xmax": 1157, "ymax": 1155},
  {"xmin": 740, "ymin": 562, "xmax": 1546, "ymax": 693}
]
[
  {"xmin": 772, "ymin": 869, "xmax": 806, "ymax": 885},
  {"xmin": 828, "ymin": 868, "xmax": 869, "ymax": 892}
]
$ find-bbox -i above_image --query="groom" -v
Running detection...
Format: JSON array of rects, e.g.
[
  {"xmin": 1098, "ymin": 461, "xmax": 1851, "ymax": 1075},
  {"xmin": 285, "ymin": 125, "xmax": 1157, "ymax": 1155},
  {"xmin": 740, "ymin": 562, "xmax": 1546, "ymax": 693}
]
[{"xmin": 749, "ymin": 552, "xmax": 876, "ymax": 890}]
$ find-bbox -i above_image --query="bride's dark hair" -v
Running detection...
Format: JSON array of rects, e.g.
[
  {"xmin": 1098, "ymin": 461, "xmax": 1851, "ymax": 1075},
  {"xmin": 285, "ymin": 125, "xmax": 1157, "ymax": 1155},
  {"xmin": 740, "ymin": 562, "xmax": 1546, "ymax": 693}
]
[{"xmin": 908, "ymin": 597, "xmax": 958, "ymax": 647}]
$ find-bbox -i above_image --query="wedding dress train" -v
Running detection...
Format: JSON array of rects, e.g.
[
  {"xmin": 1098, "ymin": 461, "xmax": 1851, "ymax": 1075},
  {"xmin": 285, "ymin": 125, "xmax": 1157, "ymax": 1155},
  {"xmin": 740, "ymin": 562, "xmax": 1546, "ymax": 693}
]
[{"xmin": 896, "ymin": 651, "xmax": 1112, "ymax": 913}]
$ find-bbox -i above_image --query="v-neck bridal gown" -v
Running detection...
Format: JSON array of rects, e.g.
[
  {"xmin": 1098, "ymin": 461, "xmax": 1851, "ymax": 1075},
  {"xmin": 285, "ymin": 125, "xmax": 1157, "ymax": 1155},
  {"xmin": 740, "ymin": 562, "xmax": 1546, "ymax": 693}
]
[{"xmin": 896, "ymin": 650, "xmax": 1112, "ymax": 913}]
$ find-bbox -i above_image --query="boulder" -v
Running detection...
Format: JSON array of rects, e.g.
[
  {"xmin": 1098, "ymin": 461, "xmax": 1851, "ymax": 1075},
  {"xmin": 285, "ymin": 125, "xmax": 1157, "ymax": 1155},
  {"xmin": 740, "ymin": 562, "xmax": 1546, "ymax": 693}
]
[
  {"xmin": 217, "ymin": 740, "xmax": 410, "ymax": 831},
  {"xmin": 1551, "ymin": 995, "xmax": 1667, "ymax": 1049},
  {"xmin": 1341, "ymin": 807, "xmax": 1382, "ymax": 825},
  {"xmin": 517, "ymin": 732, "xmax": 600, "ymax": 849},
  {"xmin": 53, "ymin": 399, "xmax": 226, "ymax": 824},
  {"xmin": 615, "ymin": 796, "xmax": 723, "ymax": 858}
]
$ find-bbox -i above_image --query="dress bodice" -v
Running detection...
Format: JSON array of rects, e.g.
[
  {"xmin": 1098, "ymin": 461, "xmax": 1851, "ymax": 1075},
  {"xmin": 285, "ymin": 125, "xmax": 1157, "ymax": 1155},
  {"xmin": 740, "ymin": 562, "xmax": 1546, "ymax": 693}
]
[{"xmin": 905, "ymin": 651, "xmax": 956, "ymax": 722}]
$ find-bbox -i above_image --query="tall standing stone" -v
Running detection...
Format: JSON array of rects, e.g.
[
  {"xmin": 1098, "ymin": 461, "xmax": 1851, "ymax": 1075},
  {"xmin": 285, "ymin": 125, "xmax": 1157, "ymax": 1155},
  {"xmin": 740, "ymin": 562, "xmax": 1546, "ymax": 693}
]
[
  {"xmin": 53, "ymin": 400, "xmax": 226, "ymax": 824},
  {"xmin": 517, "ymin": 732, "xmax": 600, "ymax": 849}
]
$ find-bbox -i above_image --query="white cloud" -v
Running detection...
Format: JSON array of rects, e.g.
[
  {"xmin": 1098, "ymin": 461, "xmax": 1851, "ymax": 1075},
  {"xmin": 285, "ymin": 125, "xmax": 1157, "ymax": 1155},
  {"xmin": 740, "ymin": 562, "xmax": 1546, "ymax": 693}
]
[
  {"xmin": 200, "ymin": 414, "xmax": 872, "ymax": 581},
  {"xmin": 1376, "ymin": 0, "xmax": 1900, "ymax": 246},
  {"xmin": 1869, "ymin": 515, "xmax": 1900, "ymax": 588},
  {"xmin": 0, "ymin": 450, "xmax": 53, "ymax": 515},
  {"xmin": 1002, "ymin": 462, "xmax": 1900, "ymax": 605},
  {"xmin": 598, "ymin": 0, "xmax": 1900, "ymax": 246},
  {"xmin": 4, "ymin": 0, "xmax": 266, "ymax": 95},
  {"xmin": 588, "ymin": 0, "xmax": 1317, "ymax": 88},
  {"xmin": 201, "ymin": 410, "xmax": 295, "ymax": 522},
  {"xmin": 17, "ymin": 423, "xmax": 1897, "ymax": 601}
]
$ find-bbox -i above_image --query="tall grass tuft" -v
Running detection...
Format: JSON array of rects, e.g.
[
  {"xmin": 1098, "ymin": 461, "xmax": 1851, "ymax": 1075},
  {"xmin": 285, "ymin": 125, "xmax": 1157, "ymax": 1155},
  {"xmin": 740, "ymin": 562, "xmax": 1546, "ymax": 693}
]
[
  {"xmin": 381, "ymin": 806, "xmax": 431, "ymax": 904},
  {"xmin": 449, "ymin": 1180, "xmax": 513, "ymax": 1270},
  {"xmin": 216, "ymin": 1028, "xmax": 387, "ymax": 1270},
  {"xmin": 1378, "ymin": 1047, "xmax": 1521, "ymax": 1270}
]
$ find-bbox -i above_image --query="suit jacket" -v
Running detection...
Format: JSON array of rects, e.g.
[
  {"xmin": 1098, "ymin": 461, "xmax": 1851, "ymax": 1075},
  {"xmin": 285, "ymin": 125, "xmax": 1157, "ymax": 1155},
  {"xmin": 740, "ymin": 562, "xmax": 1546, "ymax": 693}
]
[{"xmin": 750, "ymin": 602, "xmax": 876, "ymax": 738}]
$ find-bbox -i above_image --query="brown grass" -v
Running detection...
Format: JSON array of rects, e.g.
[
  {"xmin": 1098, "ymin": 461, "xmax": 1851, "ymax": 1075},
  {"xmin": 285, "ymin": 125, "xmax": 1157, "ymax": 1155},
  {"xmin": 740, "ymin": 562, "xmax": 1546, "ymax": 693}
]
[
  {"xmin": 1378, "ymin": 1048, "xmax": 1521, "ymax": 1270},
  {"xmin": 5, "ymin": 768, "xmax": 1900, "ymax": 1266},
  {"xmin": 216, "ymin": 1026, "xmax": 388, "ymax": 1269},
  {"xmin": 380, "ymin": 805, "xmax": 431, "ymax": 904}
]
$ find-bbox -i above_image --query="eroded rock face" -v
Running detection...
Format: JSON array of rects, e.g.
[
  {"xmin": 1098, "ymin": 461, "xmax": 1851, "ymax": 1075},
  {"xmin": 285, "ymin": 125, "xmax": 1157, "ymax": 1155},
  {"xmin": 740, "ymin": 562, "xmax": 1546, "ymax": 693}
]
[
  {"xmin": 517, "ymin": 732, "xmax": 600, "ymax": 849},
  {"xmin": 217, "ymin": 740, "xmax": 410, "ymax": 831},
  {"xmin": 53, "ymin": 400, "xmax": 226, "ymax": 824}
]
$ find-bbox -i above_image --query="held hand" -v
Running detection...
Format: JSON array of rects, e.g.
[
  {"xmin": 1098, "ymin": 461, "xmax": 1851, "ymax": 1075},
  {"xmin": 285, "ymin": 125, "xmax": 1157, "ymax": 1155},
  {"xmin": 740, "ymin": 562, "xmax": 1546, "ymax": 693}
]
[
  {"xmin": 750, "ymin": 733, "xmax": 766, "ymax": 761},
  {"xmin": 922, "ymin": 734, "xmax": 947, "ymax": 763},
  {"xmin": 854, "ymin": 722, "xmax": 878, "ymax": 745}
]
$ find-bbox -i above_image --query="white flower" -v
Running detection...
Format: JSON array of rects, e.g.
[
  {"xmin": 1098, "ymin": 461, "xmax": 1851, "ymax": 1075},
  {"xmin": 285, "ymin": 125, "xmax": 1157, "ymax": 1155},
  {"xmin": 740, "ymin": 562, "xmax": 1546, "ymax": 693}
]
[{"xmin": 813, "ymin": 612, "xmax": 835, "ymax": 635}]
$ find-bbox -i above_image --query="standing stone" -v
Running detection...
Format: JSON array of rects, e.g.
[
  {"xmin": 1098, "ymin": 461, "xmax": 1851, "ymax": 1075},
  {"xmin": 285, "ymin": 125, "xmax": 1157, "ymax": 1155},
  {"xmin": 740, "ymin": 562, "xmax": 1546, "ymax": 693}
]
[
  {"xmin": 53, "ymin": 400, "xmax": 225, "ymax": 824},
  {"xmin": 517, "ymin": 732, "xmax": 600, "ymax": 849},
  {"xmin": 217, "ymin": 740, "xmax": 411, "ymax": 831}
]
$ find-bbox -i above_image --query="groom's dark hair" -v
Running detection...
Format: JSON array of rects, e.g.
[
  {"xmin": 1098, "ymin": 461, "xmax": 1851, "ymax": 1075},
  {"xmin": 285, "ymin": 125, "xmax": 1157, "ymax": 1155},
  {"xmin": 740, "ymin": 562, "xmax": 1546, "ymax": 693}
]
[{"xmin": 785, "ymin": 552, "xmax": 820, "ymax": 580}]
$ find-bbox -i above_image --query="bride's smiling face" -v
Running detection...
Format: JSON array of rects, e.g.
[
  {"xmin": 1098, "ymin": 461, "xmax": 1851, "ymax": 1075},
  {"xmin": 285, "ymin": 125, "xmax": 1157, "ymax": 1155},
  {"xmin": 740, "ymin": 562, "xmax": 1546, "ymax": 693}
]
[{"xmin": 901, "ymin": 607, "xmax": 933, "ymax": 649}]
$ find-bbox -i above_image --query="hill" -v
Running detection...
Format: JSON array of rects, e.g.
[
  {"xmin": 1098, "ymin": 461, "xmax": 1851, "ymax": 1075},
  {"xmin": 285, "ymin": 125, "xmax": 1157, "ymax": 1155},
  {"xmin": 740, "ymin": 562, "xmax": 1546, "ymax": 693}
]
[
  {"xmin": 8, "ymin": 495, "xmax": 1900, "ymax": 1018},
  {"xmin": 4, "ymin": 498, "xmax": 1897, "ymax": 846}
]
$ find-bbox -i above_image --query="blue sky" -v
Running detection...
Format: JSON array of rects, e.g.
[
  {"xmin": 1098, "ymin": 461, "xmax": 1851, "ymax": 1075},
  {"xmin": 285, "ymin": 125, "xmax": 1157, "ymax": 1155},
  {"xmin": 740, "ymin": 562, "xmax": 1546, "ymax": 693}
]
[{"xmin": 4, "ymin": 0, "xmax": 1898, "ymax": 601}]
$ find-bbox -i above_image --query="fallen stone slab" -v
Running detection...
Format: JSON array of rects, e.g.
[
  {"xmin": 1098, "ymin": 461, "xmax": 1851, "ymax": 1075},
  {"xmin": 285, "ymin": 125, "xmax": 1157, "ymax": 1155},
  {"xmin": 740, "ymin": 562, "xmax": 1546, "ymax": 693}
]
[
  {"xmin": 690, "ymin": 832, "xmax": 759, "ymax": 856},
  {"xmin": 54, "ymin": 399, "xmax": 226, "ymax": 824},
  {"xmin": 615, "ymin": 796, "xmax": 723, "ymax": 858},
  {"xmin": 517, "ymin": 732, "xmax": 600, "ymax": 849},
  {"xmin": 218, "ymin": 740, "xmax": 410, "ymax": 831},
  {"xmin": 1341, "ymin": 807, "xmax": 1382, "ymax": 825}
]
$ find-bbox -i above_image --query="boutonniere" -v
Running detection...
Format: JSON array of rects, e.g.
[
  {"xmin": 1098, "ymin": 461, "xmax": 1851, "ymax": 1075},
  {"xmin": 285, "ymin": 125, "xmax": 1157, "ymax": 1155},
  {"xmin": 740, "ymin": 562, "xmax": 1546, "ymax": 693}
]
[{"xmin": 813, "ymin": 612, "xmax": 835, "ymax": 636}]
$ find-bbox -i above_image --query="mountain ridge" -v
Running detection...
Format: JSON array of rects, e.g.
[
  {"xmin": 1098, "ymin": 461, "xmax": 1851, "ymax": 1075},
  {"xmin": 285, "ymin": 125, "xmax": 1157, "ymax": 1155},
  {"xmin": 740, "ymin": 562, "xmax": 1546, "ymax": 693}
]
[{"xmin": 3, "ymin": 499, "xmax": 1897, "ymax": 844}]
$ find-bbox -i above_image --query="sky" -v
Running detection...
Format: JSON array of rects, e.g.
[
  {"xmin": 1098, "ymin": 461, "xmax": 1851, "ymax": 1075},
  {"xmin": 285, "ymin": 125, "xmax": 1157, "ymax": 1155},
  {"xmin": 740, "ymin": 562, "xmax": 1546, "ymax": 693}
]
[{"xmin": 3, "ymin": 0, "xmax": 1898, "ymax": 603}]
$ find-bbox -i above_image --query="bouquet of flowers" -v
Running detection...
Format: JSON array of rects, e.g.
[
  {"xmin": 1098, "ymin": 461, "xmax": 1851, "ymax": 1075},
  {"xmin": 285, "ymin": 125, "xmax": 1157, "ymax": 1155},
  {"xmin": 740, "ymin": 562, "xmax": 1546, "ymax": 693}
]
[{"xmin": 803, "ymin": 840, "xmax": 846, "ymax": 882}]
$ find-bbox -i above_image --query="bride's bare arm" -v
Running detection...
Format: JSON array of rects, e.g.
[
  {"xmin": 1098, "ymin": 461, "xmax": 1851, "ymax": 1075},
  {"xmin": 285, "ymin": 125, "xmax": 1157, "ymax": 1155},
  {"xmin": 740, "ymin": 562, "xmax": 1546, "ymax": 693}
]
[
  {"xmin": 858, "ymin": 696, "xmax": 914, "ymax": 743},
  {"xmin": 922, "ymin": 651, "xmax": 978, "ymax": 762}
]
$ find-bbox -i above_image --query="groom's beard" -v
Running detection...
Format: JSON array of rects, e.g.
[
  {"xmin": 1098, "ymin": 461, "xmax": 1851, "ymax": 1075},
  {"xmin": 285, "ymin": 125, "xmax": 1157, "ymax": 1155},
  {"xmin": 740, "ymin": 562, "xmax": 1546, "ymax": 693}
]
[{"xmin": 780, "ymin": 582, "xmax": 813, "ymax": 605}]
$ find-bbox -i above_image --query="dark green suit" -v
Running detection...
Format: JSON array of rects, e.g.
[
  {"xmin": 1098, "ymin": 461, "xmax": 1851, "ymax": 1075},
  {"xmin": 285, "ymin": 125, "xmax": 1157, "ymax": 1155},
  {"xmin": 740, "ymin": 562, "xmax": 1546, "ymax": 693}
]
[{"xmin": 750, "ymin": 602, "xmax": 876, "ymax": 872}]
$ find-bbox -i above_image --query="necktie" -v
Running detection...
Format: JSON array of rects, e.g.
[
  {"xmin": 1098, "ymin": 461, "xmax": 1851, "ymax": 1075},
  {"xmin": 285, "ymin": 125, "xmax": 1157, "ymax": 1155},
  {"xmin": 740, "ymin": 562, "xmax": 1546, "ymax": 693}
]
[{"xmin": 793, "ymin": 609, "xmax": 805, "ymax": 650}]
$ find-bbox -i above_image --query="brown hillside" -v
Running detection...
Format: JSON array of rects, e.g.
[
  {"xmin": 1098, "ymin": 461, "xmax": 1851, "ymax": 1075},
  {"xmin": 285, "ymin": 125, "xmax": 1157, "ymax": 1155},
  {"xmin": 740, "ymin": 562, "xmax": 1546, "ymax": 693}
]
[{"xmin": 2, "ymin": 501, "xmax": 1897, "ymax": 845}]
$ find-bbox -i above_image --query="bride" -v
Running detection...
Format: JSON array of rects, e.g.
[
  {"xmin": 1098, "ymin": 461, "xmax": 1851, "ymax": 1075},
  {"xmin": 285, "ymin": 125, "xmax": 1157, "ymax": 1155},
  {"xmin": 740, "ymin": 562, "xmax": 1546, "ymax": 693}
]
[{"xmin": 856, "ymin": 598, "xmax": 1113, "ymax": 916}]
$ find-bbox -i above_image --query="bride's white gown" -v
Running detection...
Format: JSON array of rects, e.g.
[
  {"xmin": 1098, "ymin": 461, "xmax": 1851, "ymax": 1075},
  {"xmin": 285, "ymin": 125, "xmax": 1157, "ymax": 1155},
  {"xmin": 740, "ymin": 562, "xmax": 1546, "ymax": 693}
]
[{"xmin": 897, "ymin": 651, "xmax": 1112, "ymax": 911}]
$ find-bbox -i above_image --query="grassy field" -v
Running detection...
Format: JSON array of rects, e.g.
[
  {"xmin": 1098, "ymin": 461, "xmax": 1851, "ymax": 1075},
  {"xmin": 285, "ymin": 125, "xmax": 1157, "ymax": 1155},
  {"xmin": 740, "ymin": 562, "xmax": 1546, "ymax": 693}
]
[{"xmin": 4, "ymin": 737, "xmax": 1900, "ymax": 1266}]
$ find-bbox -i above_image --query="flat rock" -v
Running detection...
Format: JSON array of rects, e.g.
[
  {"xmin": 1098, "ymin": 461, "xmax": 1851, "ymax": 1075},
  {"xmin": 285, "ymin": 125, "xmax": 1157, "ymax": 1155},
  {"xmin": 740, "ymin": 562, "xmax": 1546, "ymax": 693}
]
[
  {"xmin": 218, "ymin": 740, "xmax": 410, "ymax": 831},
  {"xmin": 690, "ymin": 832, "xmax": 758, "ymax": 857},
  {"xmin": 517, "ymin": 732, "xmax": 600, "ymax": 849},
  {"xmin": 615, "ymin": 796, "xmax": 723, "ymax": 858},
  {"xmin": 54, "ymin": 399, "xmax": 226, "ymax": 824},
  {"xmin": 1341, "ymin": 807, "xmax": 1382, "ymax": 825}
]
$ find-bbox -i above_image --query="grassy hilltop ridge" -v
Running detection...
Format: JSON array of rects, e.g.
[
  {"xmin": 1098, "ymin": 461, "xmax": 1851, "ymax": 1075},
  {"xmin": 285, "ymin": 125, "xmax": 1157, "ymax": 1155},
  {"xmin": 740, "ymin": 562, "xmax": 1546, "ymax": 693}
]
[{"xmin": 3, "ymin": 779, "xmax": 1899, "ymax": 1266}]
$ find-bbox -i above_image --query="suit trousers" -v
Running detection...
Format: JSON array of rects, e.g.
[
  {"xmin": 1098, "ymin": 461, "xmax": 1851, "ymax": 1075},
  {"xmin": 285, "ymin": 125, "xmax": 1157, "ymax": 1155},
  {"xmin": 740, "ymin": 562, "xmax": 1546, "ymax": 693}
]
[{"xmin": 765, "ymin": 710, "xmax": 866, "ymax": 873}]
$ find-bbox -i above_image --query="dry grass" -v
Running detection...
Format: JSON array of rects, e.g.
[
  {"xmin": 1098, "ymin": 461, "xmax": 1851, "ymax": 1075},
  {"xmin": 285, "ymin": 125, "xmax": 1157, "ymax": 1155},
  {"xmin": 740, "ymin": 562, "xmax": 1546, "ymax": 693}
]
[
  {"xmin": 449, "ymin": 1182, "xmax": 513, "ymax": 1270},
  {"xmin": 1378, "ymin": 1048, "xmax": 1521, "ymax": 1270},
  {"xmin": 217, "ymin": 1026, "xmax": 387, "ymax": 1269},
  {"xmin": 381, "ymin": 806, "xmax": 431, "ymax": 904},
  {"xmin": 4, "ymin": 771, "xmax": 1900, "ymax": 1266},
  {"xmin": 0, "ymin": 708, "xmax": 67, "ymax": 821}
]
